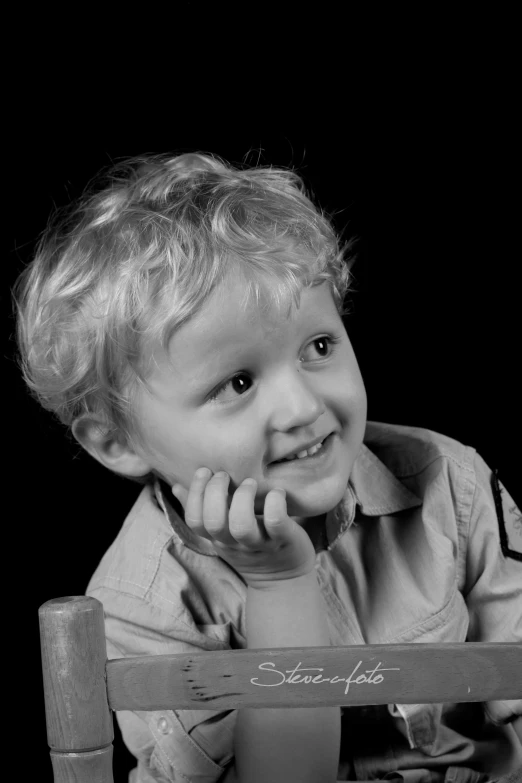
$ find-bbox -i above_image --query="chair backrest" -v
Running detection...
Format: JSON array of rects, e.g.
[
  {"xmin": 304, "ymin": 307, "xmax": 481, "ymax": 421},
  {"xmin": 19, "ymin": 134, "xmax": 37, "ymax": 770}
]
[{"xmin": 39, "ymin": 595, "xmax": 522, "ymax": 783}]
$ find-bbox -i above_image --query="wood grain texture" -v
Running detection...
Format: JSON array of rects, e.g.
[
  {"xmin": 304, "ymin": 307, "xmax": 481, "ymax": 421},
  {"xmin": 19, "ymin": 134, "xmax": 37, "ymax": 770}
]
[
  {"xmin": 107, "ymin": 641, "xmax": 522, "ymax": 711},
  {"xmin": 39, "ymin": 596, "xmax": 114, "ymax": 782}
]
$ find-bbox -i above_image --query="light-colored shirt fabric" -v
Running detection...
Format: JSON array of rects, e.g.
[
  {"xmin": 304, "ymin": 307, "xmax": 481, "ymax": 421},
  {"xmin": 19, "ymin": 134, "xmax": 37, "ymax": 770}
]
[{"xmin": 85, "ymin": 421, "xmax": 522, "ymax": 782}]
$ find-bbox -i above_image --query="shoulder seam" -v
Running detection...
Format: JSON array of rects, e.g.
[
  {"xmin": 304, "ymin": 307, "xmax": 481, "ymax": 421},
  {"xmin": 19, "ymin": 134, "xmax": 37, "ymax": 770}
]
[
  {"xmin": 394, "ymin": 449, "xmax": 476, "ymax": 479},
  {"xmin": 461, "ymin": 449, "xmax": 478, "ymax": 594}
]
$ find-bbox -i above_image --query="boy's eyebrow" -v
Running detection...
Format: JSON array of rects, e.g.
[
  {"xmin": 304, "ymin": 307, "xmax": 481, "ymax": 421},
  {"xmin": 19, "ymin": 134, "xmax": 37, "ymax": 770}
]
[
  {"xmin": 184, "ymin": 344, "xmax": 253, "ymax": 392},
  {"xmin": 176, "ymin": 318, "xmax": 273, "ymax": 393}
]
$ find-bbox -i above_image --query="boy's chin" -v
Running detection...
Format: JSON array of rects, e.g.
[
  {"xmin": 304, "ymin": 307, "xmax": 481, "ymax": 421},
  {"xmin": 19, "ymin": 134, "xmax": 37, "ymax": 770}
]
[
  {"xmin": 252, "ymin": 471, "xmax": 351, "ymax": 518},
  {"xmin": 289, "ymin": 481, "xmax": 349, "ymax": 519}
]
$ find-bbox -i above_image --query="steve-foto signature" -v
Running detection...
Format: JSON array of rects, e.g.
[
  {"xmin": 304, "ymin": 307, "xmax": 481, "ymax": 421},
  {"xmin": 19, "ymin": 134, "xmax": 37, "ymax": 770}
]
[{"xmin": 251, "ymin": 660, "xmax": 400, "ymax": 695}]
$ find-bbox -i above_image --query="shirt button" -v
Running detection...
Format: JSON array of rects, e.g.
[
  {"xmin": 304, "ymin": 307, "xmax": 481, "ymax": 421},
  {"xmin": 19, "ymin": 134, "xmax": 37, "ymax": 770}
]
[{"xmin": 157, "ymin": 717, "xmax": 171, "ymax": 734}]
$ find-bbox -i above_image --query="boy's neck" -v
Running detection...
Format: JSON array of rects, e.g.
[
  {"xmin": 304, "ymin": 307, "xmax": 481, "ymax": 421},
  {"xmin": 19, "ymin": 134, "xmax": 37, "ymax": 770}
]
[{"xmin": 297, "ymin": 514, "xmax": 328, "ymax": 551}]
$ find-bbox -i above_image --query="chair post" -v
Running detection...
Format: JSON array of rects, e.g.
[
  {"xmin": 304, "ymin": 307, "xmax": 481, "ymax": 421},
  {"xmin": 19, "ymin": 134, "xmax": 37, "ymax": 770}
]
[{"xmin": 39, "ymin": 596, "xmax": 114, "ymax": 783}]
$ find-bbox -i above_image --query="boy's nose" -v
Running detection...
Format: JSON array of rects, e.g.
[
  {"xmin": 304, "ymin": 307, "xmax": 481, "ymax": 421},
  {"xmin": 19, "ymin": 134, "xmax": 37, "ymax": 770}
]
[{"xmin": 267, "ymin": 373, "xmax": 326, "ymax": 430}]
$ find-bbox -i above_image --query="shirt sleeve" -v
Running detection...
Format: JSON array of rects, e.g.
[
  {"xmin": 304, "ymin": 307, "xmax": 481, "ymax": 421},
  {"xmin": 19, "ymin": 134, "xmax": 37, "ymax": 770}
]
[
  {"xmin": 463, "ymin": 450, "xmax": 522, "ymax": 725},
  {"xmin": 88, "ymin": 585, "xmax": 237, "ymax": 783}
]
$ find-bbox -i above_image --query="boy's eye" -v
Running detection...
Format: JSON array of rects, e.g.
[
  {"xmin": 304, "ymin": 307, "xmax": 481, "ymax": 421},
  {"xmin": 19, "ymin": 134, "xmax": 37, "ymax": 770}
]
[{"xmin": 207, "ymin": 335, "xmax": 342, "ymax": 404}]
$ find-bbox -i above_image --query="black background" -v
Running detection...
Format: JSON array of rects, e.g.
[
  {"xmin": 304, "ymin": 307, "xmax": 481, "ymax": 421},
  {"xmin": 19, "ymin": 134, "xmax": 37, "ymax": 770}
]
[{"xmin": 5, "ymin": 46, "xmax": 520, "ymax": 781}]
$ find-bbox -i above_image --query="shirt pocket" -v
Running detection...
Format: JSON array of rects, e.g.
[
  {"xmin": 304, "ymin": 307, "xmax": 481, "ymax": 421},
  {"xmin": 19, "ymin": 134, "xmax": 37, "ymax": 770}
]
[{"xmin": 149, "ymin": 708, "xmax": 232, "ymax": 782}]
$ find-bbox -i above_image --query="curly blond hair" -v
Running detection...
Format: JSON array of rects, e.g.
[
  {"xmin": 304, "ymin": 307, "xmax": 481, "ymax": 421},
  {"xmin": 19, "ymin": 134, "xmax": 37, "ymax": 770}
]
[{"xmin": 13, "ymin": 152, "xmax": 357, "ymax": 454}]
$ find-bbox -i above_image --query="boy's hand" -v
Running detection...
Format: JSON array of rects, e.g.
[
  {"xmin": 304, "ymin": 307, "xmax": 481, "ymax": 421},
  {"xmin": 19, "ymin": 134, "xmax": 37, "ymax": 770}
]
[{"xmin": 171, "ymin": 470, "xmax": 316, "ymax": 587}]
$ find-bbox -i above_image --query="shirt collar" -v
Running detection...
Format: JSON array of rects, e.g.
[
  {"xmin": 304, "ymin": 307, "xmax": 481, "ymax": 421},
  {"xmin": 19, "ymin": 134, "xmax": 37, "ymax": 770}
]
[
  {"xmin": 154, "ymin": 478, "xmax": 219, "ymax": 556},
  {"xmin": 154, "ymin": 442, "xmax": 422, "ymax": 556},
  {"xmin": 349, "ymin": 442, "xmax": 422, "ymax": 517}
]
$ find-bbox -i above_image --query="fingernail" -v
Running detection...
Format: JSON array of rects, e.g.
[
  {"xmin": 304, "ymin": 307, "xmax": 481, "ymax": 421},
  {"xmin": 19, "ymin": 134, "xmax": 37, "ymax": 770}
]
[
  {"xmin": 196, "ymin": 468, "xmax": 212, "ymax": 479},
  {"xmin": 242, "ymin": 478, "xmax": 257, "ymax": 486},
  {"xmin": 213, "ymin": 471, "xmax": 229, "ymax": 479},
  {"xmin": 172, "ymin": 484, "xmax": 181, "ymax": 496}
]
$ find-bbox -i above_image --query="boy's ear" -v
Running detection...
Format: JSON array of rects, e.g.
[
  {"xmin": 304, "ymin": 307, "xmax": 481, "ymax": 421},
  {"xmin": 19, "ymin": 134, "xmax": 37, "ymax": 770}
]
[{"xmin": 71, "ymin": 415, "xmax": 152, "ymax": 477}]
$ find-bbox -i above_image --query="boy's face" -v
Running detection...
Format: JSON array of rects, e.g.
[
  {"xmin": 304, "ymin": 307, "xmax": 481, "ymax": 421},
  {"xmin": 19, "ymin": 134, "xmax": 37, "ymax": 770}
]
[{"xmin": 132, "ymin": 270, "xmax": 367, "ymax": 522}]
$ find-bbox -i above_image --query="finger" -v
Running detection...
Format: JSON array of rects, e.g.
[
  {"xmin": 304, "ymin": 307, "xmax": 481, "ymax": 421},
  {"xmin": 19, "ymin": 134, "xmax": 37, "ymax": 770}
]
[
  {"xmin": 171, "ymin": 483, "xmax": 188, "ymax": 511},
  {"xmin": 227, "ymin": 479, "xmax": 266, "ymax": 546},
  {"xmin": 202, "ymin": 472, "xmax": 237, "ymax": 545},
  {"xmin": 262, "ymin": 488, "xmax": 294, "ymax": 540},
  {"xmin": 183, "ymin": 468, "xmax": 215, "ymax": 540}
]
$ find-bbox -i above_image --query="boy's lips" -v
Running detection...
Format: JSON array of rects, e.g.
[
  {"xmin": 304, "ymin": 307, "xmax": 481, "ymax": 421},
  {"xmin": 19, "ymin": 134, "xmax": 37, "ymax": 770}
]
[
  {"xmin": 269, "ymin": 432, "xmax": 331, "ymax": 464},
  {"xmin": 266, "ymin": 432, "xmax": 336, "ymax": 472}
]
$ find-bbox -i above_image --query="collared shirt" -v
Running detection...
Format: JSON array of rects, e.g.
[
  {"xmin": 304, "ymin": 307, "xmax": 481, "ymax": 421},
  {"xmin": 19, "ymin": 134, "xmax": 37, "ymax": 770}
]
[{"xmin": 85, "ymin": 421, "xmax": 522, "ymax": 782}]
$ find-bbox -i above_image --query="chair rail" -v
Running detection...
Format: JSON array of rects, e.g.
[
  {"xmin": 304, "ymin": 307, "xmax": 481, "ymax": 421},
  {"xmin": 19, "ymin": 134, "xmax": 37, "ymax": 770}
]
[
  {"xmin": 107, "ymin": 641, "xmax": 522, "ymax": 711},
  {"xmin": 39, "ymin": 595, "xmax": 522, "ymax": 783}
]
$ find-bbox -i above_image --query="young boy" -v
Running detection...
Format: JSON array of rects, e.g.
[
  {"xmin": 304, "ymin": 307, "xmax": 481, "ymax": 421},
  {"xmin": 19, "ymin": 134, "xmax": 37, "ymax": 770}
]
[{"xmin": 15, "ymin": 153, "xmax": 521, "ymax": 782}]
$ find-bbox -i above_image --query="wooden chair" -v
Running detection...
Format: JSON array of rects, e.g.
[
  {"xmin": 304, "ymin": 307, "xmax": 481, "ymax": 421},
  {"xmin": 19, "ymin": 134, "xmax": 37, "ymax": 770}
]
[{"xmin": 39, "ymin": 595, "xmax": 522, "ymax": 783}]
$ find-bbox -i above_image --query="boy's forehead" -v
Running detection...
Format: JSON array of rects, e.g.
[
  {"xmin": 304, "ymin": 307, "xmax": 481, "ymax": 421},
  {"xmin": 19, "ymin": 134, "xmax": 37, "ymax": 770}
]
[{"xmin": 182, "ymin": 277, "xmax": 334, "ymax": 347}]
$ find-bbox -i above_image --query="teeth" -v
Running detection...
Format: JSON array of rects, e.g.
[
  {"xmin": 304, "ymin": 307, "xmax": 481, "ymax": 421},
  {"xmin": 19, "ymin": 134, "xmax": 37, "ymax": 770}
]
[{"xmin": 283, "ymin": 439, "xmax": 325, "ymax": 461}]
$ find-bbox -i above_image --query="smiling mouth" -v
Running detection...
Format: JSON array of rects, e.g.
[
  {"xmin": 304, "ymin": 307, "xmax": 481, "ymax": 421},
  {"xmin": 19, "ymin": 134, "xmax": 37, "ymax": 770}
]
[{"xmin": 268, "ymin": 433, "xmax": 334, "ymax": 466}]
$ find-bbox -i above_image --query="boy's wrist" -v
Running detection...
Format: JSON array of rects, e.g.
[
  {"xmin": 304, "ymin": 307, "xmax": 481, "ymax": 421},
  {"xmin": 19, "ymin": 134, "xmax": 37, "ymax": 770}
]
[
  {"xmin": 245, "ymin": 568, "xmax": 318, "ymax": 593},
  {"xmin": 245, "ymin": 569, "xmax": 331, "ymax": 650}
]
